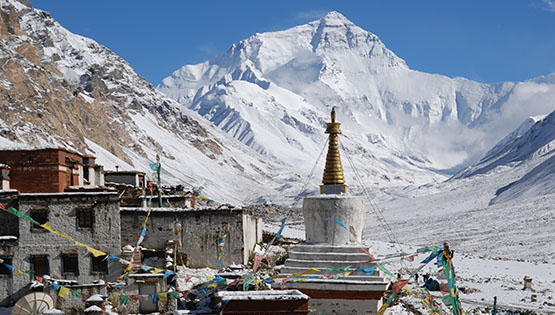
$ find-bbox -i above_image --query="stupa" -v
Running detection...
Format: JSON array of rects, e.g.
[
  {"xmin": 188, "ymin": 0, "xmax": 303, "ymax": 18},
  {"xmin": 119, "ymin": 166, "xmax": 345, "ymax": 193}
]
[{"xmin": 276, "ymin": 108, "xmax": 389, "ymax": 314}]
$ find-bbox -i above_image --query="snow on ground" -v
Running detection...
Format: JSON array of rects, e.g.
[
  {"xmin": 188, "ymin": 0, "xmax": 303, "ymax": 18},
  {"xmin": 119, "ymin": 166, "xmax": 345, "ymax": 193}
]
[{"xmin": 264, "ymin": 170, "xmax": 555, "ymax": 313}]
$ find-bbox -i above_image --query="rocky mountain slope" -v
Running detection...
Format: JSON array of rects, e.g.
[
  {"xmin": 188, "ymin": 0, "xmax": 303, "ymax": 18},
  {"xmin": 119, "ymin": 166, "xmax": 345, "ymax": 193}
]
[
  {"xmin": 453, "ymin": 110, "xmax": 555, "ymax": 204},
  {"xmin": 0, "ymin": 0, "xmax": 291, "ymax": 203},
  {"xmin": 159, "ymin": 11, "xmax": 555, "ymax": 193},
  {"xmin": 1, "ymin": 2, "xmax": 553, "ymax": 205}
]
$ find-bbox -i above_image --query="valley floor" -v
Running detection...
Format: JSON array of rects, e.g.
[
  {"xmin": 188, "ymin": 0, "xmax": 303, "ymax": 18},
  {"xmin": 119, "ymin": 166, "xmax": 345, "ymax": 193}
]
[{"xmin": 265, "ymin": 173, "xmax": 555, "ymax": 313}]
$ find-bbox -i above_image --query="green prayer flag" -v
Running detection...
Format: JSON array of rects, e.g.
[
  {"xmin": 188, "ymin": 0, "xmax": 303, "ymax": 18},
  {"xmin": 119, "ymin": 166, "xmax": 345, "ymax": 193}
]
[
  {"xmin": 168, "ymin": 291, "xmax": 179, "ymax": 299},
  {"xmin": 442, "ymin": 294, "xmax": 452, "ymax": 306},
  {"xmin": 120, "ymin": 295, "xmax": 129, "ymax": 305},
  {"xmin": 71, "ymin": 289, "xmax": 82, "ymax": 297},
  {"xmin": 24, "ymin": 270, "xmax": 34, "ymax": 275},
  {"xmin": 324, "ymin": 265, "xmax": 351, "ymax": 273},
  {"xmin": 376, "ymin": 263, "xmax": 395, "ymax": 278},
  {"xmin": 7, "ymin": 207, "xmax": 40, "ymax": 225}
]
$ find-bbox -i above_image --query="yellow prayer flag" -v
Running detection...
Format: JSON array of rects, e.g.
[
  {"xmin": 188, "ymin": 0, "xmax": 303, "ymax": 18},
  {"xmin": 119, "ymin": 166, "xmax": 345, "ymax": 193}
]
[
  {"xmin": 53, "ymin": 231, "xmax": 74, "ymax": 241},
  {"xmin": 158, "ymin": 292, "xmax": 168, "ymax": 302},
  {"xmin": 207, "ymin": 283, "xmax": 218, "ymax": 288},
  {"xmin": 108, "ymin": 295, "xmax": 119, "ymax": 306},
  {"xmin": 86, "ymin": 246, "xmax": 106, "ymax": 257},
  {"xmin": 377, "ymin": 304, "xmax": 387, "ymax": 315},
  {"xmin": 58, "ymin": 286, "xmax": 70, "ymax": 299},
  {"xmin": 15, "ymin": 269, "xmax": 24, "ymax": 276},
  {"xmin": 152, "ymin": 268, "xmax": 164, "ymax": 274},
  {"xmin": 40, "ymin": 222, "xmax": 54, "ymax": 231}
]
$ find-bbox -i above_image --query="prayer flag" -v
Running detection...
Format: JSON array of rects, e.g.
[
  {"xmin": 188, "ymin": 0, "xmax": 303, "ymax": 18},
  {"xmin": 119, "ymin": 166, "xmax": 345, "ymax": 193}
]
[
  {"xmin": 58, "ymin": 286, "xmax": 69, "ymax": 299},
  {"xmin": 72, "ymin": 290, "xmax": 82, "ymax": 297},
  {"xmin": 51, "ymin": 283, "xmax": 60, "ymax": 291},
  {"xmin": 416, "ymin": 246, "xmax": 441, "ymax": 253},
  {"xmin": 276, "ymin": 218, "xmax": 286, "ymax": 240},
  {"xmin": 355, "ymin": 266, "xmax": 376, "ymax": 275},
  {"xmin": 35, "ymin": 276, "xmax": 43, "ymax": 283},
  {"xmin": 214, "ymin": 275, "xmax": 225, "ymax": 283},
  {"xmin": 377, "ymin": 304, "xmax": 388, "ymax": 315},
  {"xmin": 421, "ymin": 252, "xmax": 441, "ymax": 264},
  {"xmin": 392, "ymin": 280, "xmax": 409, "ymax": 292},
  {"xmin": 401, "ymin": 254, "xmax": 417, "ymax": 262},
  {"xmin": 15, "ymin": 269, "xmax": 24, "ymax": 276},
  {"xmin": 150, "ymin": 293, "xmax": 158, "ymax": 304},
  {"xmin": 253, "ymin": 254, "xmax": 264, "ymax": 272},
  {"xmin": 440, "ymin": 282, "xmax": 450, "ymax": 295},
  {"xmin": 168, "ymin": 291, "xmax": 179, "ymax": 299},
  {"xmin": 108, "ymin": 295, "xmax": 119, "ymax": 306},
  {"xmin": 120, "ymin": 295, "xmax": 129, "ymax": 305},
  {"xmin": 376, "ymin": 263, "xmax": 395, "ymax": 278},
  {"xmin": 40, "ymin": 222, "xmax": 54, "ymax": 232},
  {"xmin": 333, "ymin": 218, "xmax": 348, "ymax": 230},
  {"xmin": 159, "ymin": 292, "xmax": 168, "ymax": 302},
  {"xmin": 24, "ymin": 270, "xmax": 34, "ymax": 275},
  {"xmin": 163, "ymin": 270, "xmax": 174, "ymax": 279},
  {"xmin": 4, "ymin": 264, "xmax": 12, "ymax": 271},
  {"xmin": 6, "ymin": 207, "xmax": 40, "ymax": 225},
  {"xmin": 360, "ymin": 248, "xmax": 378, "ymax": 262},
  {"xmin": 442, "ymin": 294, "xmax": 453, "ymax": 306}
]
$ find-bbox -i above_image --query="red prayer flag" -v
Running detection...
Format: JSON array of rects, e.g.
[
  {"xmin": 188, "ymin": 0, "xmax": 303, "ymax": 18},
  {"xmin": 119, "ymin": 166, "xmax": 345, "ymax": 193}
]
[
  {"xmin": 130, "ymin": 295, "xmax": 140, "ymax": 301},
  {"xmin": 440, "ymin": 282, "xmax": 450, "ymax": 295},
  {"xmin": 361, "ymin": 248, "xmax": 378, "ymax": 262},
  {"xmin": 0, "ymin": 203, "xmax": 5, "ymax": 211},
  {"xmin": 34, "ymin": 276, "xmax": 43, "ymax": 283},
  {"xmin": 401, "ymin": 254, "xmax": 417, "ymax": 262},
  {"xmin": 392, "ymin": 279, "xmax": 409, "ymax": 292},
  {"xmin": 253, "ymin": 254, "xmax": 264, "ymax": 272},
  {"xmin": 81, "ymin": 295, "xmax": 89, "ymax": 302}
]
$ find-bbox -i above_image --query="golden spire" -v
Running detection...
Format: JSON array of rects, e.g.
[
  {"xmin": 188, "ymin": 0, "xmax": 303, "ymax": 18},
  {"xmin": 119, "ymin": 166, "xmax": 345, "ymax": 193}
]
[{"xmin": 320, "ymin": 107, "xmax": 347, "ymax": 194}]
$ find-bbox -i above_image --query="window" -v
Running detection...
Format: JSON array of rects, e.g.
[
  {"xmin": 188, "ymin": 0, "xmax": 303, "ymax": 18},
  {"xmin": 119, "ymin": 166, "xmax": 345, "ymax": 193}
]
[
  {"xmin": 77, "ymin": 208, "xmax": 94, "ymax": 228},
  {"xmin": 62, "ymin": 254, "xmax": 79, "ymax": 275},
  {"xmin": 91, "ymin": 255, "xmax": 108, "ymax": 273},
  {"xmin": 30, "ymin": 209, "xmax": 48, "ymax": 231},
  {"xmin": 30, "ymin": 255, "xmax": 49, "ymax": 277},
  {"xmin": 0, "ymin": 256, "xmax": 12, "ymax": 275}
]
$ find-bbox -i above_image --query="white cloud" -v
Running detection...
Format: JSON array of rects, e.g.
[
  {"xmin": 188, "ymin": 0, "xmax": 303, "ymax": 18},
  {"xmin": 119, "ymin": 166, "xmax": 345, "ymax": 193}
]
[
  {"xmin": 537, "ymin": 0, "xmax": 555, "ymax": 12},
  {"xmin": 294, "ymin": 10, "xmax": 328, "ymax": 23}
]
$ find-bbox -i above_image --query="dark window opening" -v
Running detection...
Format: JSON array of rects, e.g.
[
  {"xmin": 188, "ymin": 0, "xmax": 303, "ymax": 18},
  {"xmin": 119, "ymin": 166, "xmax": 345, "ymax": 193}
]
[
  {"xmin": 91, "ymin": 255, "xmax": 108, "ymax": 273},
  {"xmin": 84, "ymin": 167, "xmax": 90, "ymax": 182},
  {"xmin": 30, "ymin": 210, "xmax": 48, "ymax": 231},
  {"xmin": 30, "ymin": 255, "xmax": 49, "ymax": 277},
  {"xmin": 0, "ymin": 256, "xmax": 12, "ymax": 275},
  {"xmin": 62, "ymin": 254, "xmax": 79, "ymax": 275},
  {"xmin": 77, "ymin": 208, "xmax": 94, "ymax": 228},
  {"xmin": 141, "ymin": 250, "xmax": 165, "ymax": 268}
]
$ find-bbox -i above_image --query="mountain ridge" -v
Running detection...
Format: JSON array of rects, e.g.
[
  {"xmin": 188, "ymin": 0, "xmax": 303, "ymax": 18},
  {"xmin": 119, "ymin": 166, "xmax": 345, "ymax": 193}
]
[{"xmin": 158, "ymin": 11, "xmax": 555, "ymax": 193}]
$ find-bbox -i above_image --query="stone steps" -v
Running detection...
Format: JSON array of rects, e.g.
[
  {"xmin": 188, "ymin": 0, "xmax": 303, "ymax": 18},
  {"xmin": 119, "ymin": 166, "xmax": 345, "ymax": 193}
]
[
  {"xmin": 289, "ymin": 251, "xmax": 371, "ymax": 262},
  {"xmin": 290, "ymin": 243, "xmax": 371, "ymax": 254},
  {"xmin": 279, "ymin": 266, "xmax": 382, "ymax": 279},
  {"xmin": 284, "ymin": 258, "xmax": 376, "ymax": 269}
]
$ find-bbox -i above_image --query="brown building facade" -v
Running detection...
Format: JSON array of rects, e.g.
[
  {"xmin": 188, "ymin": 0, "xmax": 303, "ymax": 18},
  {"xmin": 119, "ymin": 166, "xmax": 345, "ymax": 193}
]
[{"xmin": 0, "ymin": 148, "xmax": 103, "ymax": 193}]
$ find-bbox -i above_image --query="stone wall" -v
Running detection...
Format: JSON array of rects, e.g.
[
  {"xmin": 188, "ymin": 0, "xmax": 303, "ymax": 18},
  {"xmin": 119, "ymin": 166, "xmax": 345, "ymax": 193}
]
[
  {"xmin": 0, "ymin": 192, "xmax": 121, "ymax": 307},
  {"xmin": 120, "ymin": 208, "xmax": 262, "ymax": 268}
]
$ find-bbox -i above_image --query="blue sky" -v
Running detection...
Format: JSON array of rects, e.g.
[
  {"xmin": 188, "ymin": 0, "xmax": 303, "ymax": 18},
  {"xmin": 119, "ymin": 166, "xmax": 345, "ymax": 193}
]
[{"xmin": 32, "ymin": 0, "xmax": 555, "ymax": 85}]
